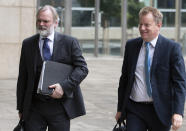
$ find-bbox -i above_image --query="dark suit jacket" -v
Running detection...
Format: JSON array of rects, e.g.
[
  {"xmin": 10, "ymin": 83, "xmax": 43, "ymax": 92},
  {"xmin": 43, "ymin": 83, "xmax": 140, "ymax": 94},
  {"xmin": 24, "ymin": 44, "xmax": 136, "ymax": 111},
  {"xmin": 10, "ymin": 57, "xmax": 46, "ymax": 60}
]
[
  {"xmin": 117, "ymin": 34, "xmax": 186, "ymax": 126},
  {"xmin": 16, "ymin": 32, "xmax": 88, "ymax": 120}
]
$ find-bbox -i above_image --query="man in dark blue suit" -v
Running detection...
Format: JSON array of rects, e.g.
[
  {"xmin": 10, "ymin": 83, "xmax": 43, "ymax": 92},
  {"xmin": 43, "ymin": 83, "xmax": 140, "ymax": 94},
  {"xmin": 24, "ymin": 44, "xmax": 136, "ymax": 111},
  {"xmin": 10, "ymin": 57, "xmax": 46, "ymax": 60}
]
[
  {"xmin": 16, "ymin": 5, "xmax": 88, "ymax": 131},
  {"xmin": 115, "ymin": 6, "xmax": 186, "ymax": 131}
]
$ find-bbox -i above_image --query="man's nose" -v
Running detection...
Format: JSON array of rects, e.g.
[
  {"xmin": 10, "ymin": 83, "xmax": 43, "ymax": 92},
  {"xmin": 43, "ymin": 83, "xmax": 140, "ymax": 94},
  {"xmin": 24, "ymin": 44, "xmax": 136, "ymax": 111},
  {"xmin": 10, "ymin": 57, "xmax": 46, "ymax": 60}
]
[
  {"xmin": 140, "ymin": 25, "xmax": 146, "ymax": 30},
  {"xmin": 39, "ymin": 21, "xmax": 45, "ymax": 26}
]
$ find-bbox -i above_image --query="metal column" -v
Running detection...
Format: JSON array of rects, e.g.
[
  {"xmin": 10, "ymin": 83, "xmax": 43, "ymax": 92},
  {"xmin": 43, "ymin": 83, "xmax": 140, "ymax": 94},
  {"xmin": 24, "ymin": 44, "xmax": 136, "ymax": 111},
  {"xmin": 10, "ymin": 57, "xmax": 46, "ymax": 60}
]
[
  {"xmin": 94, "ymin": 0, "xmax": 100, "ymax": 57},
  {"xmin": 121, "ymin": 0, "xmax": 127, "ymax": 56},
  {"xmin": 175, "ymin": 0, "xmax": 182, "ymax": 42},
  {"xmin": 64, "ymin": 0, "xmax": 72, "ymax": 35},
  {"xmin": 37, "ymin": 0, "xmax": 40, "ymax": 10},
  {"xmin": 150, "ymin": 0, "xmax": 154, "ymax": 7}
]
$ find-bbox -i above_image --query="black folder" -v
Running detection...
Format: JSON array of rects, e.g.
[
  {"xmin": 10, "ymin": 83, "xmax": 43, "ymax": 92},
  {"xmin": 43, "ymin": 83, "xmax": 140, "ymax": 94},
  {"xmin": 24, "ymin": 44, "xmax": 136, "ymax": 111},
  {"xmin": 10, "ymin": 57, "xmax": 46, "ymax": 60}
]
[{"xmin": 37, "ymin": 61, "xmax": 73, "ymax": 95}]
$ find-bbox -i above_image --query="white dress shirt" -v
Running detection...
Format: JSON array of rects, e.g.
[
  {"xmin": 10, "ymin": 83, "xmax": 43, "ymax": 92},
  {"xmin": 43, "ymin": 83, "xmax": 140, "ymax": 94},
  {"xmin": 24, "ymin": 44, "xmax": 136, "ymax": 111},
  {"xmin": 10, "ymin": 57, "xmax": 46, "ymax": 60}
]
[
  {"xmin": 130, "ymin": 36, "xmax": 158, "ymax": 102},
  {"xmin": 39, "ymin": 31, "xmax": 55, "ymax": 60}
]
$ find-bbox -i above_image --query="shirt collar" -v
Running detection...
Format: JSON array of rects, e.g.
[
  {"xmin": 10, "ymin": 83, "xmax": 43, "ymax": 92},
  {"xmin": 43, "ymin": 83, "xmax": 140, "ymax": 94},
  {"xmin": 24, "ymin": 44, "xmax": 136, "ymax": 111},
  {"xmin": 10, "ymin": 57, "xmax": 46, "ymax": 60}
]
[{"xmin": 143, "ymin": 35, "xmax": 159, "ymax": 48}]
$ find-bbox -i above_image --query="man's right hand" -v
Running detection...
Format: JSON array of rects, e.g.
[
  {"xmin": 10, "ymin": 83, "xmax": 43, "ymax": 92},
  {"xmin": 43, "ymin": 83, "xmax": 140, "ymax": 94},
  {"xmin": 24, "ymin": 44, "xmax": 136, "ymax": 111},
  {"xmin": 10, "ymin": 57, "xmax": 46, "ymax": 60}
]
[
  {"xmin": 115, "ymin": 112, "xmax": 122, "ymax": 121},
  {"xmin": 49, "ymin": 83, "xmax": 64, "ymax": 99}
]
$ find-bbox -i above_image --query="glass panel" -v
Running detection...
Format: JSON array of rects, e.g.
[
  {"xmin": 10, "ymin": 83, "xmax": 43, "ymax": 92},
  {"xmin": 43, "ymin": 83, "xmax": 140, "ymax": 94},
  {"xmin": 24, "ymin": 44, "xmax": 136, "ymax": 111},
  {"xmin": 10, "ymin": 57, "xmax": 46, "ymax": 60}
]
[
  {"xmin": 162, "ymin": 12, "xmax": 175, "ymax": 27},
  {"xmin": 72, "ymin": 10, "xmax": 92, "ymax": 27},
  {"xmin": 72, "ymin": 0, "xmax": 94, "ymax": 7},
  {"xmin": 182, "ymin": 12, "xmax": 186, "ymax": 27},
  {"xmin": 157, "ymin": 0, "xmax": 175, "ymax": 8},
  {"xmin": 40, "ymin": 0, "xmax": 64, "ymax": 8},
  {"xmin": 72, "ymin": 0, "xmax": 122, "ymax": 56},
  {"xmin": 182, "ymin": 0, "xmax": 186, "ymax": 9}
]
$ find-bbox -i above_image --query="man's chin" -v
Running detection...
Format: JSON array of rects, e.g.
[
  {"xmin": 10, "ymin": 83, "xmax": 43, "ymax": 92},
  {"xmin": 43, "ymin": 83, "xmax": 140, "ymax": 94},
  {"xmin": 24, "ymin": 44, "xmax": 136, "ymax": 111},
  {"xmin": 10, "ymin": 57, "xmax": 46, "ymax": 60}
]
[
  {"xmin": 141, "ymin": 35, "xmax": 149, "ymax": 41},
  {"xmin": 38, "ymin": 30, "xmax": 49, "ymax": 37}
]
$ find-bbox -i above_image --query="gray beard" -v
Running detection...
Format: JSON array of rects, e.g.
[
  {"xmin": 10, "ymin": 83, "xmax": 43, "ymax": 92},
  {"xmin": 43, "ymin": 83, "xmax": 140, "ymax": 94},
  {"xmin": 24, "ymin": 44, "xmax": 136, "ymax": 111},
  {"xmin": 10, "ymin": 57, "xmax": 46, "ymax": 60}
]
[
  {"xmin": 37, "ymin": 26, "xmax": 54, "ymax": 37},
  {"xmin": 38, "ymin": 30, "xmax": 50, "ymax": 37}
]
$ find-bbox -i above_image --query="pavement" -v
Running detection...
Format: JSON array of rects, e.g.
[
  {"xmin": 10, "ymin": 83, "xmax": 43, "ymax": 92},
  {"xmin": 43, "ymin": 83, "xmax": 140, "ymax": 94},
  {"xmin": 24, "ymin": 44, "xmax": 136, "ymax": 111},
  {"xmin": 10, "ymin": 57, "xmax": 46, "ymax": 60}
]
[{"xmin": 0, "ymin": 57, "xmax": 185, "ymax": 131}]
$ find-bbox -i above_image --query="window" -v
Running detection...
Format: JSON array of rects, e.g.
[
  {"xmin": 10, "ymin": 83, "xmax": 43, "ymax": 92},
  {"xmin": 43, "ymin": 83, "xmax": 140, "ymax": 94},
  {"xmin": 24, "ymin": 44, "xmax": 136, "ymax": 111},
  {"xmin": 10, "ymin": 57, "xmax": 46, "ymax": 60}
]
[
  {"xmin": 162, "ymin": 12, "xmax": 175, "ymax": 27},
  {"xmin": 72, "ymin": 10, "xmax": 93, "ymax": 26},
  {"xmin": 182, "ymin": 12, "xmax": 186, "ymax": 27},
  {"xmin": 157, "ymin": 0, "xmax": 175, "ymax": 8}
]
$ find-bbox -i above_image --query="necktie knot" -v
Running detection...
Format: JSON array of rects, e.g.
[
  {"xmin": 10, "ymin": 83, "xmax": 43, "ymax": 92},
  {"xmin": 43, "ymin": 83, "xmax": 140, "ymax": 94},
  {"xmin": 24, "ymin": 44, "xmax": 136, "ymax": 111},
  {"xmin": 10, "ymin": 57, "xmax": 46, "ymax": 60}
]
[
  {"xmin": 42, "ymin": 38, "xmax": 49, "ymax": 43},
  {"xmin": 145, "ymin": 42, "xmax": 150, "ymax": 47}
]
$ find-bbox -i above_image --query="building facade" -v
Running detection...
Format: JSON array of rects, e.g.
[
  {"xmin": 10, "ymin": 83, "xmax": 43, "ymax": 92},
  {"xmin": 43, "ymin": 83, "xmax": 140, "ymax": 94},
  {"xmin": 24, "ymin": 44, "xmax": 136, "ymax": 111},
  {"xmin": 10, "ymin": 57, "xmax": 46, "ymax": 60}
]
[{"xmin": 0, "ymin": 0, "xmax": 37, "ymax": 78}]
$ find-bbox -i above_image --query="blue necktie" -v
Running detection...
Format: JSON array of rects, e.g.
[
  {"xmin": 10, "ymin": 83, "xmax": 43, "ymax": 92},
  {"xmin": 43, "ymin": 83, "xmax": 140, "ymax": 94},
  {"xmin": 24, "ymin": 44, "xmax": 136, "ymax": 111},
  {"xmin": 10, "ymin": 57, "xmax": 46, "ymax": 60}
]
[
  {"xmin": 42, "ymin": 38, "xmax": 51, "ymax": 61},
  {"xmin": 145, "ymin": 42, "xmax": 152, "ymax": 97}
]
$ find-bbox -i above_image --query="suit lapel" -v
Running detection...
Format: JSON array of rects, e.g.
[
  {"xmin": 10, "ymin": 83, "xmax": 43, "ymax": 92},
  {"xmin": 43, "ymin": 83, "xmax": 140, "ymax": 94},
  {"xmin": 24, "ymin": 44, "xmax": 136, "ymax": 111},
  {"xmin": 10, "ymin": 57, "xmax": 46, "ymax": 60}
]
[
  {"xmin": 150, "ymin": 35, "xmax": 162, "ymax": 77},
  {"xmin": 52, "ymin": 32, "xmax": 60, "ymax": 60},
  {"xmin": 32, "ymin": 34, "xmax": 40, "ymax": 74},
  {"xmin": 132, "ymin": 38, "xmax": 143, "ymax": 73}
]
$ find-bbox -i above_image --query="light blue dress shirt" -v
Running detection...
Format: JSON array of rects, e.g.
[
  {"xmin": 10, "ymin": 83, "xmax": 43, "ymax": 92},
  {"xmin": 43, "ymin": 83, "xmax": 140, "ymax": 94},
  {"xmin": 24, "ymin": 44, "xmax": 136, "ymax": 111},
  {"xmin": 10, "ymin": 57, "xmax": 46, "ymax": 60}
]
[{"xmin": 130, "ymin": 36, "xmax": 158, "ymax": 102}]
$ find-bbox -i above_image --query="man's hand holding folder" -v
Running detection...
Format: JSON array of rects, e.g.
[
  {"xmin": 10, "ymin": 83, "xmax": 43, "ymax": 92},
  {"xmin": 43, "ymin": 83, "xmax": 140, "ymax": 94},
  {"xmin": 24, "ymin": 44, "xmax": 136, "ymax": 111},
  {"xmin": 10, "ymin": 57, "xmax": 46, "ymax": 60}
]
[
  {"xmin": 49, "ymin": 83, "xmax": 64, "ymax": 99},
  {"xmin": 37, "ymin": 61, "xmax": 73, "ymax": 96}
]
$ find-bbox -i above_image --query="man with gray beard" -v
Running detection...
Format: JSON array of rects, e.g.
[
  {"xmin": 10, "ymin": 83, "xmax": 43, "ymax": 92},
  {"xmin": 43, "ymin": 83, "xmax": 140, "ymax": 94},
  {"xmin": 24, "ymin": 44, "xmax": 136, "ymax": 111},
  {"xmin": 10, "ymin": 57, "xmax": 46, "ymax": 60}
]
[{"xmin": 16, "ymin": 5, "xmax": 88, "ymax": 131}]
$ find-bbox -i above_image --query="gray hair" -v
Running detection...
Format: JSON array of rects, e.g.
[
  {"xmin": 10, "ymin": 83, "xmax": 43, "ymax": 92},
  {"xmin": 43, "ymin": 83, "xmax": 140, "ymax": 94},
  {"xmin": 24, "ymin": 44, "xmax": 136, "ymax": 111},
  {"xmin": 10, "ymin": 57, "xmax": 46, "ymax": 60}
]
[
  {"xmin": 37, "ymin": 5, "xmax": 59, "ymax": 23},
  {"xmin": 139, "ymin": 6, "xmax": 163, "ymax": 24}
]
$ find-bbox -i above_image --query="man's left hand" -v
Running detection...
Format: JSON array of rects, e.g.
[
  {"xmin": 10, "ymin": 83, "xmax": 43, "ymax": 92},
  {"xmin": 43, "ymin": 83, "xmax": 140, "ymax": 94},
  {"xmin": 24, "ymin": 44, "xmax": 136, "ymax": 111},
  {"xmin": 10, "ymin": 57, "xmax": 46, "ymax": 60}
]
[
  {"xmin": 49, "ymin": 83, "xmax": 64, "ymax": 99},
  {"xmin": 172, "ymin": 114, "xmax": 183, "ymax": 131}
]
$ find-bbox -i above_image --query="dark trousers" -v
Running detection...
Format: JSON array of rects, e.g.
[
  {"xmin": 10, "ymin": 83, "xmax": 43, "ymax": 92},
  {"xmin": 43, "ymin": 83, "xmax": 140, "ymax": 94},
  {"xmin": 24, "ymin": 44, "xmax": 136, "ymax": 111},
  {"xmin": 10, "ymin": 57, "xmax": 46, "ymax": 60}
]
[
  {"xmin": 25, "ymin": 98, "xmax": 70, "ymax": 131},
  {"xmin": 126, "ymin": 99, "xmax": 170, "ymax": 131}
]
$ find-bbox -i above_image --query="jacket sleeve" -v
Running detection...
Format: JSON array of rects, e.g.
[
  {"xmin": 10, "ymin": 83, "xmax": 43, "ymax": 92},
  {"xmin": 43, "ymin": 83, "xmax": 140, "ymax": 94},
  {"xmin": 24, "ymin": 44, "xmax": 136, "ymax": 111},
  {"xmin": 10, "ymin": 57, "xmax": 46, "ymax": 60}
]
[
  {"xmin": 59, "ymin": 38, "xmax": 88, "ymax": 98},
  {"xmin": 117, "ymin": 43, "xmax": 129, "ymax": 112},
  {"xmin": 16, "ymin": 42, "xmax": 28, "ymax": 113},
  {"xmin": 170, "ymin": 43, "xmax": 186, "ymax": 116}
]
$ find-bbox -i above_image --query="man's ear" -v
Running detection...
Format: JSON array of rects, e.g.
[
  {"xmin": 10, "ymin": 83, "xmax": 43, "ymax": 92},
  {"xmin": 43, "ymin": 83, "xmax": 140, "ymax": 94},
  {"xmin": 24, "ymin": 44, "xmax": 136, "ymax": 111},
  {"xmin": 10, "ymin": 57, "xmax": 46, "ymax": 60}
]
[
  {"xmin": 157, "ymin": 22, "xmax": 162, "ymax": 28},
  {"xmin": 54, "ymin": 20, "xmax": 58, "ymax": 28}
]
